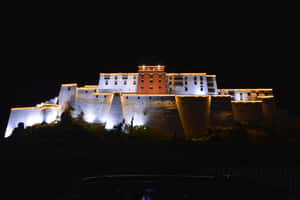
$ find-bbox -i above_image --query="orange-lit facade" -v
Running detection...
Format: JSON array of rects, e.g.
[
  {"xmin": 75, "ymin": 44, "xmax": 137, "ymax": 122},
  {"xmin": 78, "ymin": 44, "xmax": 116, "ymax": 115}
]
[{"xmin": 137, "ymin": 66, "xmax": 167, "ymax": 94}]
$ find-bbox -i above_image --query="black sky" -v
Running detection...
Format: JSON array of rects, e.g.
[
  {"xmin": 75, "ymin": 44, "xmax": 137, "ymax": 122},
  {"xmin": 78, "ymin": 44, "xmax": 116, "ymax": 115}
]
[{"xmin": 1, "ymin": 31, "xmax": 298, "ymax": 137}]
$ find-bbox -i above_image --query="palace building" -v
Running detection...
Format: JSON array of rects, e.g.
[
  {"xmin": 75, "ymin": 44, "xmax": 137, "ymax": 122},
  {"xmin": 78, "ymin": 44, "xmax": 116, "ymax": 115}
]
[{"xmin": 5, "ymin": 66, "xmax": 276, "ymax": 139}]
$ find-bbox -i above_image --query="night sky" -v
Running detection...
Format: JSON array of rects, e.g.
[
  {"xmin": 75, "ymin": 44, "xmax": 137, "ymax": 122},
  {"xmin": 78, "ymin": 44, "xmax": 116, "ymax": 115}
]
[{"xmin": 1, "ymin": 31, "xmax": 298, "ymax": 137}]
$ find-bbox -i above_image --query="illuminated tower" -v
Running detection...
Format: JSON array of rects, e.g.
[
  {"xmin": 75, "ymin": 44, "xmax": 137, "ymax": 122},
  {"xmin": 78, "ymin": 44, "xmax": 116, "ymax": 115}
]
[{"xmin": 137, "ymin": 65, "xmax": 167, "ymax": 94}]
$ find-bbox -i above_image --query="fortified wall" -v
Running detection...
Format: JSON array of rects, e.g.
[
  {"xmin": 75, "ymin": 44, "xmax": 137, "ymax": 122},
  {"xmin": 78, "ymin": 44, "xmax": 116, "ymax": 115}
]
[{"xmin": 5, "ymin": 65, "xmax": 276, "ymax": 139}]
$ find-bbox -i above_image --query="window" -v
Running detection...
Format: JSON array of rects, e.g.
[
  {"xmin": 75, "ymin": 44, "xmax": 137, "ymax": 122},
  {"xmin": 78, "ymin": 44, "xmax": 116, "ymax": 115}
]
[
  {"xmin": 85, "ymin": 90, "xmax": 88, "ymax": 93},
  {"xmin": 169, "ymin": 82, "xmax": 172, "ymax": 85},
  {"xmin": 159, "ymin": 74, "xmax": 162, "ymax": 78},
  {"xmin": 248, "ymin": 92, "xmax": 251, "ymax": 96},
  {"xmin": 240, "ymin": 93, "xmax": 243, "ymax": 96},
  {"xmin": 185, "ymin": 81, "xmax": 188, "ymax": 85},
  {"xmin": 126, "ymin": 96, "xmax": 128, "ymax": 99},
  {"xmin": 141, "ymin": 75, "xmax": 144, "ymax": 79},
  {"xmin": 104, "ymin": 75, "xmax": 110, "ymax": 80},
  {"xmin": 115, "ymin": 81, "xmax": 117, "ymax": 85},
  {"xmin": 133, "ymin": 76, "xmax": 136, "ymax": 79},
  {"xmin": 194, "ymin": 81, "xmax": 197, "ymax": 85},
  {"xmin": 194, "ymin": 76, "xmax": 197, "ymax": 80},
  {"xmin": 124, "ymin": 81, "xmax": 127, "ymax": 85},
  {"xmin": 105, "ymin": 81, "xmax": 108, "ymax": 85},
  {"xmin": 208, "ymin": 88, "xmax": 215, "ymax": 93},
  {"xmin": 122, "ymin": 75, "xmax": 128, "ymax": 79},
  {"xmin": 207, "ymin": 83, "xmax": 214, "ymax": 87},
  {"xmin": 200, "ymin": 76, "xmax": 203, "ymax": 81},
  {"xmin": 207, "ymin": 77, "xmax": 214, "ymax": 82},
  {"xmin": 141, "ymin": 79, "xmax": 144, "ymax": 82},
  {"xmin": 149, "ymin": 96, "xmax": 152, "ymax": 99},
  {"xmin": 185, "ymin": 87, "xmax": 188, "ymax": 91},
  {"xmin": 94, "ymin": 90, "xmax": 96, "ymax": 93},
  {"xmin": 133, "ymin": 81, "xmax": 136, "ymax": 85},
  {"xmin": 149, "ymin": 86, "xmax": 153, "ymax": 89},
  {"xmin": 137, "ymin": 96, "xmax": 140, "ymax": 99},
  {"xmin": 115, "ymin": 76, "xmax": 118, "ymax": 80},
  {"xmin": 159, "ymin": 85, "xmax": 162, "ymax": 89},
  {"xmin": 68, "ymin": 87, "xmax": 71, "ymax": 91},
  {"xmin": 150, "ymin": 74, "xmax": 153, "ymax": 78},
  {"xmin": 169, "ymin": 88, "xmax": 172, "ymax": 92},
  {"xmin": 104, "ymin": 95, "xmax": 106, "ymax": 98},
  {"xmin": 150, "ymin": 79, "xmax": 153, "ymax": 83},
  {"xmin": 141, "ymin": 86, "xmax": 144, "ymax": 89},
  {"xmin": 200, "ymin": 87, "xmax": 203, "ymax": 91},
  {"xmin": 96, "ymin": 95, "xmax": 98, "ymax": 98}
]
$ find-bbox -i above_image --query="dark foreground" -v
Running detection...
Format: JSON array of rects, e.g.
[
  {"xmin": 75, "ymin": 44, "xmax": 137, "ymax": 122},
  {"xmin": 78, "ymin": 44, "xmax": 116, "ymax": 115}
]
[{"xmin": 1, "ymin": 140, "xmax": 300, "ymax": 199}]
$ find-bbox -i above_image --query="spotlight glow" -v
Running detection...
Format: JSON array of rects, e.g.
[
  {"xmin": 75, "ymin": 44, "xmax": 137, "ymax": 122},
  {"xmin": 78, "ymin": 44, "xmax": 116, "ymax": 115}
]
[
  {"xmin": 85, "ymin": 113, "xmax": 96, "ymax": 123},
  {"xmin": 105, "ymin": 121, "xmax": 114, "ymax": 129}
]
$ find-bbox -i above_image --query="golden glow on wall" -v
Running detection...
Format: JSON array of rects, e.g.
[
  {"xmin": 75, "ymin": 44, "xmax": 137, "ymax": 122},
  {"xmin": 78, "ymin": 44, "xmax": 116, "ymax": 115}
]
[
  {"xmin": 61, "ymin": 83, "xmax": 77, "ymax": 87},
  {"xmin": 231, "ymin": 100, "xmax": 263, "ymax": 103},
  {"xmin": 166, "ymin": 73, "xmax": 207, "ymax": 76}
]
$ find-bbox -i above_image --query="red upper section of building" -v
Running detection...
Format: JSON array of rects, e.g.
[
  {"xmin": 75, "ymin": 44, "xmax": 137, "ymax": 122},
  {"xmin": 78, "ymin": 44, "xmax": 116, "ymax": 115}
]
[{"xmin": 137, "ymin": 66, "xmax": 167, "ymax": 94}]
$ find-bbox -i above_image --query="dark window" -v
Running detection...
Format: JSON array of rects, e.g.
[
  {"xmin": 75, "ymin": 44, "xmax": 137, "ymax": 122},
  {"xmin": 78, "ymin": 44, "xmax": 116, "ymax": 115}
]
[
  {"xmin": 115, "ymin": 81, "xmax": 117, "ymax": 85},
  {"xmin": 200, "ymin": 87, "xmax": 203, "ymax": 91},
  {"xmin": 169, "ymin": 82, "xmax": 172, "ymax": 85},
  {"xmin": 194, "ymin": 81, "xmax": 197, "ymax": 85},
  {"xmin": 229, "ymin": 91, "xmax": 235, "ymax": 95},
  {"xmin": 126, "ymin": 96, "xmax": 128, "ymax": 99},
  {"xmin": 207, "ymin": 77, "xmax": 214, "ymax": 82},
  {"xmin": 185, "ymin": 87, "xmax": 188, "ymax": 91},
  {"xmin": 159, "ymin": 85, "xmax": 162, "ymax": 89},
  {"xmin": 159, "ymin": 79, "xmax": 161, "ymax": 82},
  {"xmin": 150, "ymin": 79, "xmax": 153, "ymax": 83},
  {"xmin": 94, "ymin": 90, "xmax": 96, "ymax": 93},
  {"xmin": 133, "ymin": 76, "xmax": 136, "ymax": 79},
  {"xmin": 185, "ymin": 81, "xmax": 188, "ymax": 85},
  {"xmin": 194, "ymin": 76, "xmax": 197, "ymax": 80},
  {"xmin": 207, "ymin": 83, "xmax": 214, "ymax": 87},
  {"xmin": 122, "ymin": 75, "xmax": 128, "ymax": 79},
  {"xmin": 133, "ymin": 81, "xmax": 136, "ymax": 85},
  {"xmin": 137, "ymin": 96, "xmax": 140, "ymax": 99},
  {"xmin": 248, "ymin": 92, "xmax": 251, "ymax": 96},
  {"xmin": 104, "ymin": 75, "xmax": 110, "ymax": 80},
  {"xmin": 124, "ymin": 81, "xmax": 127, "ymax": 85},
  {"xmin": 115, "ymin": 76, "xmax": 118, "ymax": 80},
  {"xmin": 85, "ymin": 90, "xmax": 88, "ymax": 93},
  {"xmin": 184, "ymin": 76, "xmax": 188, "ymax": 80},
  {"xmin": 104, "ymin": 95, "xmax": 106, "ymax": 98},
  {"xmin": 96, "ymin": 95, "xmax": 98, "ymax": 98},
  {"xmin": 200, "ymin": 76, "xmax": 203, "ymax": 80},
  {"xmin": 68, "ymin": 87, "xmax": 71, "ymax": 91},
  {"xmin": 150, "ymin": 74, "xmax": 153, "ymax": 78},
  {"xmin": 141, "ymin": 79, "xmax": 144, "ymax": 82},
  {"xmin": 149, "ymin": 96, "xmax": 152, "ymax": 99},
  {"xmin": 141, "ymin": 86, "xmax": 144, "ymax": 89},
  {"xmin": 149, "ymin": 86, "xmax": 153, "ymax": 89},
  {"xmin": 240, "ymin": 93, "xmax": 243, "ymax": 96},
  {"xmin": 208, "ymin": 88, "xmax": 215, "ymax": 93}
]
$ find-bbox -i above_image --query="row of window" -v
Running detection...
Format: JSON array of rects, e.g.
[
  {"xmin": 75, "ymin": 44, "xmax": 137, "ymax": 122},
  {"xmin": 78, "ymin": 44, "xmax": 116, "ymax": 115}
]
[
  {"xmin": 104, "ymin": 76, "xmax": 137, "ymax": 80},
  {"xmin": 226, "ymin": 92, "xmax": 271, "ymax": 96},
  {"xmin": 169, "ymin": 76, "xmax": 204, "ymax": 81},
  {"xmin": 140, "ymin": 85, "xmax": 162, "ymax": 89},
  {"xmin": 105, "ymin": 81, "xmax": 137, "ymax": 85},
  {"xmin": 141, "ymin": 79, "xmax": 162, "ymax": 83},
  {"xmin": 169, "ymin": 81, "xmax": 207, "ymax": 85},
  {"xmin": 169, "ymin": 87, "xmax": 205, "ymax": 92}
]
